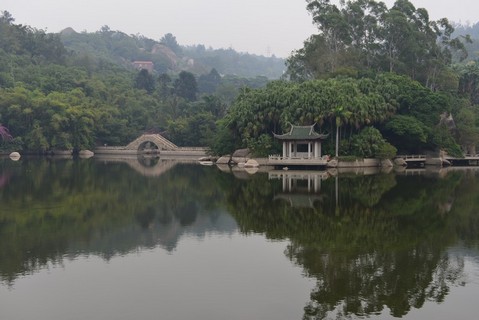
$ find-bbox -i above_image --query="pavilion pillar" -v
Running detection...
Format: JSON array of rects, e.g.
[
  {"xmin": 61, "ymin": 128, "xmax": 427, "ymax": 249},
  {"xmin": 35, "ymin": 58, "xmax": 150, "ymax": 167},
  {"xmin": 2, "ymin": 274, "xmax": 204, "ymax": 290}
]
[
  {"xmin": 314, "ymin": 176, "xmax": 321, "ymax": 192},
  {"xmin": 283, "ymin": 142, "xmax": 287, "ymax": 158},
  {"xmin": 308, "ymin": 142, "xmax": 311, "ymax": 159}
]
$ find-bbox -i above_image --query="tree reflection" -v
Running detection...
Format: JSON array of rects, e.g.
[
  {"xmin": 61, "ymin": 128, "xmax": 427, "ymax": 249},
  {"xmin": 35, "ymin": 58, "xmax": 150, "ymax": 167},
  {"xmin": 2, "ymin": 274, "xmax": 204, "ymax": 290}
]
[
  {"xmin": 224, "ymin": 169, "xmax": 479, "ymax": 319},
  {"xmin": 1, "ymin": 156, "xmax": 479, "ymax": 319},
  {"xmin": 294, "ymin": 245, "xmax": 465, "ymax": 319},
  {"xmin": 0, "ymin": 158, "xmax": 232, "ymax": 285}
]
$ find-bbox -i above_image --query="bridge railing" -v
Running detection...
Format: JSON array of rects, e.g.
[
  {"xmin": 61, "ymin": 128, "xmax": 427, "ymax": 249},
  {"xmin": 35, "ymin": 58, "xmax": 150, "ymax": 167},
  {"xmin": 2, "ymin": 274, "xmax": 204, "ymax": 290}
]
[
  {"xmin": 396, "ymin": 154, "xmax": 426, "ymax": 159},
  {"xmin": 141, "ymin": 134, "xmax": 178, "ymax": 150},
  {"xmin": 95, "ymin": 146, "xmax": 127, "ymax": 150}
]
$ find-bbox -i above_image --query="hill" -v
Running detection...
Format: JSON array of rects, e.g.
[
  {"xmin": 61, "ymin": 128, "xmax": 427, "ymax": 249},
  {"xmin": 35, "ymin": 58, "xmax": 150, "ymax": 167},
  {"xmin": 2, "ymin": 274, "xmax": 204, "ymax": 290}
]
[{"xmin": 59, "ymin": 27, "xmax": 286, "ymax": 79}]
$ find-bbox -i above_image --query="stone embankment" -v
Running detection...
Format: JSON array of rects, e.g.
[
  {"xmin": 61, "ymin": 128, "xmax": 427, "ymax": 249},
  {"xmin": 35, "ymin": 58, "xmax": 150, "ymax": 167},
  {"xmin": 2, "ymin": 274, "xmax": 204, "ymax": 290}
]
[
  {"xmin": 209, "ymin": 148, "xmax": 398, "ymax": 169},
  {"xmin": 334, "ymin": 158, "xmax": 394, "ymax": 168}
]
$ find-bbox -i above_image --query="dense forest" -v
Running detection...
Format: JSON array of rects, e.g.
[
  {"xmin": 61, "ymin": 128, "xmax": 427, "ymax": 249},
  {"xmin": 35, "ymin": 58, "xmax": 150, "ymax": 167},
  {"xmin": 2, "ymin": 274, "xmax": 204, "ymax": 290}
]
[
  {"xmin": 0, "ymin": 10, "xmax": 277, "ymax": 152},
  {"xmin": 1, "ymin": 0, "xmax": 479, "ymax": 159}
]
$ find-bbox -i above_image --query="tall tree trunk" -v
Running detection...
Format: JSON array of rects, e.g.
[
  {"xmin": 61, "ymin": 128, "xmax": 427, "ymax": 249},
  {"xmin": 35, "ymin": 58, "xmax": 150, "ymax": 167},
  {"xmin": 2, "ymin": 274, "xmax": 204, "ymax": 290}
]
[
  {"xmin": 335, "ymin": 175, "xmax": 339, "ymax": 216},
  {"xmin": 335, "ymin": 125, "xmax": 339, "ymax": 157}
]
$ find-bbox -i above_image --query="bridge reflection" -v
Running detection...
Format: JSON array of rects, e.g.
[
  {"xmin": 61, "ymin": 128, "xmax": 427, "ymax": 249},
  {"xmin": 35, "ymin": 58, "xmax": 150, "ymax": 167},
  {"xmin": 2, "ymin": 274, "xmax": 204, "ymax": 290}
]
[{"xmin": 94, "ymin": 154, "xmax": 197, "ymax": 177}]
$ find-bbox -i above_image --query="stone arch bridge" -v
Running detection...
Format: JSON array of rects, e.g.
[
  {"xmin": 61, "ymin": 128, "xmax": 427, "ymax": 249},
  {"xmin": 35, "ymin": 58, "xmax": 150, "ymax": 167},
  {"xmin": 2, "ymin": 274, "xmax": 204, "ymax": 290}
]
[
  {"xmin": 126, "ymin": 134, "xmax": 179, "ymax": 151},
  {"xmin": 94, "ymin": 133, "xmax": 208, "ymax": 157}
]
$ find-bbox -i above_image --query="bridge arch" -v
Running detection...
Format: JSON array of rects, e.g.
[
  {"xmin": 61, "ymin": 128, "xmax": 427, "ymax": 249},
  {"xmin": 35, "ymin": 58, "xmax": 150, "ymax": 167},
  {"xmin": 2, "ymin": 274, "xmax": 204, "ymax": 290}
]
[{"xmin": 125, "ymin": 134, "xmax": 178, "ymax": 152}]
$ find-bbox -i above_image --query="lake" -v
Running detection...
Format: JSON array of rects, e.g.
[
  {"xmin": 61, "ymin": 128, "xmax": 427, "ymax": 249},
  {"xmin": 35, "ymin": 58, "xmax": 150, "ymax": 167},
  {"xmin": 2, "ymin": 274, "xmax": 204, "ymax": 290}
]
[{"xmin": 0, "ymin": 156, "xmax": 478, "ymax": 320}]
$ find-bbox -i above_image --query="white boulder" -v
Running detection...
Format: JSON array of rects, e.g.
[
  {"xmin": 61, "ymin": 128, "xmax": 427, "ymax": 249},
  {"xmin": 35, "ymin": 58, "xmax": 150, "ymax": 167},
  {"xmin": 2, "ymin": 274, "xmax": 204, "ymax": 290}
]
[
  {"xmin": 79, "ymin": 150, "xmax": 94, "ymax": 158},
  {"xmin": 9, "ymin": 152, "xmax": 20, "ymax": 161}
]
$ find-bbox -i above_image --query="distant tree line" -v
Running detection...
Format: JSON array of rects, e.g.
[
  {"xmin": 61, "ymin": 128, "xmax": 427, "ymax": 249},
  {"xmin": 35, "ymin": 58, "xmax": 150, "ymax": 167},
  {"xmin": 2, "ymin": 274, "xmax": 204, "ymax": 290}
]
[{"xmin": 60, "ymin": 27, "xmax": 285, "ymax": 78}]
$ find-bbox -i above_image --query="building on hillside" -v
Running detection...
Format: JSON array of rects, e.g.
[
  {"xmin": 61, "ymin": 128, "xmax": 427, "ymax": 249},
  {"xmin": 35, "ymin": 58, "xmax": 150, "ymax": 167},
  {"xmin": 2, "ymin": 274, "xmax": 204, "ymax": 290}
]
[
  {"xmin": 132, "ymin": 61, "xmax": 154, "ymax": 73},
  {"xmin": 269, "ymin": 124, "xmax": 330, "ymax": 167}
]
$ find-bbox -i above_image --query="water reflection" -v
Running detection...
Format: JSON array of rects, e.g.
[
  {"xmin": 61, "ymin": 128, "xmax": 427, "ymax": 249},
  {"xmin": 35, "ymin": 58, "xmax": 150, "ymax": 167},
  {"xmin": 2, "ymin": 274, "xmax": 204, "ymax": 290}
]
[
  {"xmin": 1, "ymin": 158, "xmax": 479, "ymax": 319},
  {"xmin": 269, "ymin": 170, "xmax": 331, "ymax": 208},
  {"xmin": 0, "ymin": 172, "xmax": 11, "ymax": 188},
  {"xmin": 95, "ymin": 154, "xmax": 189, "ymax": 177},
  {"xmin": 0, "ymin": 157, "xmax": 235, "ymax": 285},
  {"xmin": 222, "ymin": 167, "xmax": 479, "ymax": 319}
]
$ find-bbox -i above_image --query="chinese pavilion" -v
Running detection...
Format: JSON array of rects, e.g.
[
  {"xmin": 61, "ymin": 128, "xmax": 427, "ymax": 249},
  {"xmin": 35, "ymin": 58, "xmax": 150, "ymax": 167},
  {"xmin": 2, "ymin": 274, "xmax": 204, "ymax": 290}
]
[{"xmin": 273, "ymin": 124, "xmax": 329, "ymax": 159}]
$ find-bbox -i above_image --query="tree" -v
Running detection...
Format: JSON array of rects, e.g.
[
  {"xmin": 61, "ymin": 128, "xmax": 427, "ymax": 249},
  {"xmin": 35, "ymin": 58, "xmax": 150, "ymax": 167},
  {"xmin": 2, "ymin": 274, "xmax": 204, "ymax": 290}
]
[
  {"xmin": 291, "ymin": 0, "xmax": 468, "ymax": 87},
  {"xmin": 430, "ymin": 124, "xmax": 463, "ymax": 157},
  {"xmin": 330, "ymin": 105, "xmax": 352, "ymax": 157},
  {"xmin": 306, "ymin": 0, "xmax": 350, "ymax": 73},
  {"xmin": 174, "ymin": 71, "xmax": 197, "ymax": 101},
  {"xmin": 24, "ymin": 122, "xmax": 48, "ymax": 152},
  {"xmin": 208, "ymin": 118, "xmax": 239, "ymax": 156},
  {"xmin": 383, "ymin": 115, "xmax": 428, "ymax": 153},
  {"xmin": 198, "ymin": 95, "xmax": 227, "ymax": 118},
  {"xmin": 157, "ymin": 73, "xmax": 172, "ymax": 98},
  {"xmin": 457, "ymin": 61, "xmax": 479, "ymax": 104},
  {"xmin": 350, "ymin": 126, "xmax": 396, "ymax": 158},
  {"xmin": 198, "ymin": 68, "xmax": 221, "ymax": 94},
  {"xmin": 455, "ymin": 107, "xmax": 479, "ymax": 154},
  {"xmin": 0, "ymin": 10, "xmax": 14, "ymax": 24},
  {"xmin": 134, "ymin": 69, "xmax": 155, "ymax": 94},
  {"xmin": 160, "ymin": 33, "xmax": 182, "ymax": 55},
  {"xmin": 167, "ymin": 112, "xmax": 216, "ymax": 147}
]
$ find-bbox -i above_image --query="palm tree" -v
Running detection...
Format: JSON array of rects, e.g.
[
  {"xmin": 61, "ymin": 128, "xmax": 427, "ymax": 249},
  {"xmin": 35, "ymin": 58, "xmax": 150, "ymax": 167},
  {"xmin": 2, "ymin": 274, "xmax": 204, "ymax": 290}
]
[{"xmin": 330, "ymin": 106, "xmax": 352, "ymax": 157}]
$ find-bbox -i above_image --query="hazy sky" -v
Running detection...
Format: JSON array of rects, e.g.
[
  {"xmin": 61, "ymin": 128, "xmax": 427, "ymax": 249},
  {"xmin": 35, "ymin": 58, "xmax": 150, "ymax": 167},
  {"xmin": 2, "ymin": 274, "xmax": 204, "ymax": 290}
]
[{"xmin": 2, "ymin": 0, "xmax": 478, "ymax": 58}]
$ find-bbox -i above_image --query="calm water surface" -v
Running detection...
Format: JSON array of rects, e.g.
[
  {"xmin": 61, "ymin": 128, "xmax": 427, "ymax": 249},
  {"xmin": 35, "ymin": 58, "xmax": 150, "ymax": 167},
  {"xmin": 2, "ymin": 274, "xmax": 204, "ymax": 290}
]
[{"xmin": 0, "ymin": 156, "xmax": 478, "ymax": 320}]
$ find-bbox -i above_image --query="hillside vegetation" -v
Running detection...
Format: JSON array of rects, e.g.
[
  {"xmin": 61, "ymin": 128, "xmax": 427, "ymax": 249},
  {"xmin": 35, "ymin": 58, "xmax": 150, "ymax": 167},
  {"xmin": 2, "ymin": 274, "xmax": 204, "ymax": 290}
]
[
  {"xmin": 0, "ymin": 11, "xmax": 278, "ymax": 152},
  {"xmin": 60, "ymin": 27, "xmax": 285, "ymax": 79}
]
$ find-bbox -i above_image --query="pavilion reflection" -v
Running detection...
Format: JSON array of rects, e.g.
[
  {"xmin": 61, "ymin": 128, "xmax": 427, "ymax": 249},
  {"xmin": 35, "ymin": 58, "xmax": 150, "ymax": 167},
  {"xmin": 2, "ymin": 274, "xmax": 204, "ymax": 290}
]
[
  {"xmin": 269, "ymin": 170, "xmax": 334, "ymax": 208},
  {"xmin": 269, "ymin": 170, "xmax": 332, "ymax": 193}
]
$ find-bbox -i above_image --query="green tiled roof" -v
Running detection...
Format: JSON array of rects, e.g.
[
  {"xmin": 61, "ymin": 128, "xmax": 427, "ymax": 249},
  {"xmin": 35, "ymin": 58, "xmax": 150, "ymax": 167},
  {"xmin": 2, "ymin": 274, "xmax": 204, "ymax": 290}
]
[{"xmin": 273, "ymin": 124, "xmax": 328, "ymax": 140}]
